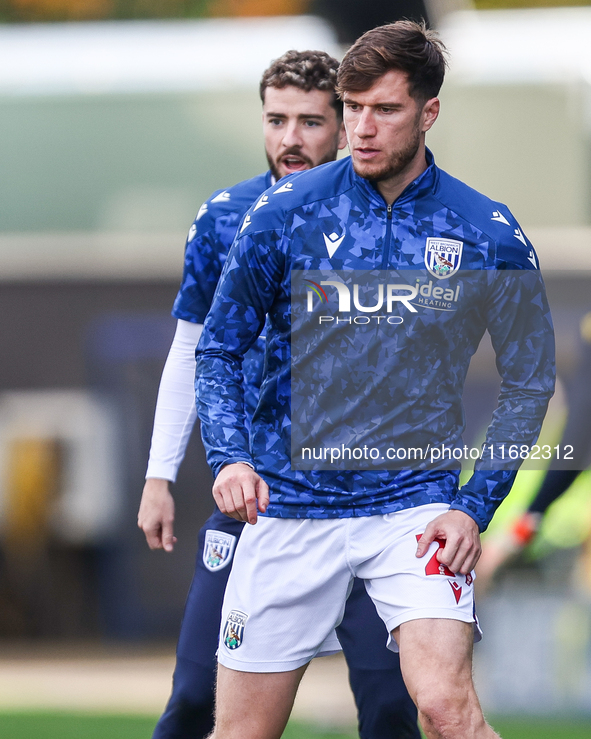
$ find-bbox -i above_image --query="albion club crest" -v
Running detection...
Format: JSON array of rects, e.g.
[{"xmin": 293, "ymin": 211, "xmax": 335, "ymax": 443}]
[
  {"xmin": 203, "ymin": 530, "xmax": 237, "ymax": 571},
  {"xmin": 424, "ymin": 237, "xmax": 463, "ymax": 279},
  {"xmin": 223, "ymin": 610, "xmax": 248, "ymax": 650}
]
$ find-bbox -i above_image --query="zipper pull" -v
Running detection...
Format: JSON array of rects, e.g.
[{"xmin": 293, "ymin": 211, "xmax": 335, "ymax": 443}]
[{"xmin": 387, "ymin": 204, "xmax": 393, "ymax": 219}]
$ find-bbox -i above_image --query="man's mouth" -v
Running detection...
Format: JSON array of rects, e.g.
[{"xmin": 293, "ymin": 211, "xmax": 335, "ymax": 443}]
[
  {"xmin": 281, "ymin": 155, "xmax": 310, "ymax": 172},
  {"xmin": 354, "ymin": 147, "xmax": 381, "ymax": 161}
]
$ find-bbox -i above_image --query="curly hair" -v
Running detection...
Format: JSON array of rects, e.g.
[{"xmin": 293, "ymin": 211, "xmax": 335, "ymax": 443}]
[
  {"xmin": 260, "ymin": 50, "xmax": 341, "ymax": 117},
  {"xmin": 337, "ymin": 21, "xmax": 448, "ymax": 102}
]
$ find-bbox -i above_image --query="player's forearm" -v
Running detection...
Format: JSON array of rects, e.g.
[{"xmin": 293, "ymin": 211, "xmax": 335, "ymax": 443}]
[
  {"xmin": 455, "ymin": 392, "xmax": 554, "ymax": 531},
  {"xmin": 145, "ymin": 319, "xmax": 203, "ymax": 482},
  {"xmin": 451, "ymin": 471, "xmax": 517, "ymax": 532},
  {"xmin": 196, "ymin": 350, "xmax": 254, "ymax": 477},
  {"xmin": 455, "ymin": 270, "xmax": 556, "ymax": 532},
  {"xmin": 196, "ymin": 228, "xmax": 284, "ymax": 477}
]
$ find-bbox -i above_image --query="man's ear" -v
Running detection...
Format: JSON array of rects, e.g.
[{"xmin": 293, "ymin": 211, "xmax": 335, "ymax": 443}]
[
  {"xmin": 338, "ymin": 121, "xmax": 348, "ymax": 150},
  {"xmin": 421, "ymin": 97, "xmax": 440, "ymax": 133}
]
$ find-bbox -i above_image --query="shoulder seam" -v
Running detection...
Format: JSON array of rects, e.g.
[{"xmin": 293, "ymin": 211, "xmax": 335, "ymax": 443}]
[
  {"xmin": 430, "ymin": 191, "xmax": 502, "ymax": 249},
  {"xmin": 261, "ymin": 180, "xmax": 357, "ymax": 225}
]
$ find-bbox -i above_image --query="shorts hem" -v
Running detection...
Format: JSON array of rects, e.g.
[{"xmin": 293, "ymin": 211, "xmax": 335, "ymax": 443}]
[
  {"xmin": 385, "ymin": 609, "xmax": 481, "ymax": 652},
  {"xmin": 218, "ymin": 649, "xmax": 341, "ymax": 672},
  {"xmin": 217, "ymin": 647, "xmax": 341, "ymax": 673}
]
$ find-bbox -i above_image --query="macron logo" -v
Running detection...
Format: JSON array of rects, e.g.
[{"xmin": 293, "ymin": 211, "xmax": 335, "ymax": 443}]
[
  {"xmin": 514, "ymin": 228, "xmax": 527, "ymax": 246},
  {"xmin": 187, "ymin": 223, "xmax": 197, "ymax": 242},
  {"xmin": 195, "ymin": 203, "xmax": 208, "ymax": 222},
  {"xmin": 449, "ymin": 581, "xmax": 462, "ymax": 604},
  {"xmin": 253, "ymin": 195, "xmax": 269, "ymax": 211},
  {"xmin": 491, "ymin": 210, "xmax": 510, "ymax": 225},
  {"xmin": 274, "ymin": 181, "xmax": 294, "ymax": 194},
  {"xmin": 212, "ymin": 191, "xmax": 231, "ymax": 203},
  {"xmin": 240, "ymin": 215, "xmax": 251, "ymax": 233},
  {"xmin": 528, "ymin": 250, "xmax": 537, "ymax": 268},
  {"xmin": 323, "ymin": 231, "xmax": 346, "ymax": 258}
]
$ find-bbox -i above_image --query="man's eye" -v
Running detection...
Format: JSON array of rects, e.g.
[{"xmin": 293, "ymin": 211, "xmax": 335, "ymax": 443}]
[
  {"xmin": 269, "ymin": 119, "xmax": 283, "ymax": 126},
  {"xmin": 304, "ymin": 120, "xmax": 320, "ymax": 127}
]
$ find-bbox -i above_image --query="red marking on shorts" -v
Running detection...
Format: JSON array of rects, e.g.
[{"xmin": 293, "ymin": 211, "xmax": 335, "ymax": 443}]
[
  {"xmin": 465, "ymin": 573, "xmax": 473, "ymax": 587},
  {"xmin": 449, "ymin": 581, "xmax": 462, "ymax": 604},
  {"xmin": 416, "ymin": 534, "xmax": 456, "ymax": 577}
]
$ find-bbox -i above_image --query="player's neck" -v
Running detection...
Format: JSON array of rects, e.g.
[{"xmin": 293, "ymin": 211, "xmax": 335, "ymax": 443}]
[{"xmin": 376, "ymin": 143, "xmax": 428, "ymax": 206}]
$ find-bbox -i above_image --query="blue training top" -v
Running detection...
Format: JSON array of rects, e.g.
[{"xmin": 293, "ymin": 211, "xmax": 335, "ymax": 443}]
[{"xmin": 196, "ymin": 152, "xmax": 555, "ymax": 531}]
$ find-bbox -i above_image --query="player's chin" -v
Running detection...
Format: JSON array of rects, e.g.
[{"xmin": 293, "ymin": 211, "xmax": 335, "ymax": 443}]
[{"xmin": 351, "ymin": 158, "xmax": 383, "ymax": 180}]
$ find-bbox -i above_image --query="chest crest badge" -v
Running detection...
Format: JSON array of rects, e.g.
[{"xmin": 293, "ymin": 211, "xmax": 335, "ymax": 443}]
[{"xmin": 424, "ymin": 238, "xmax": 463, "ymax": 279}]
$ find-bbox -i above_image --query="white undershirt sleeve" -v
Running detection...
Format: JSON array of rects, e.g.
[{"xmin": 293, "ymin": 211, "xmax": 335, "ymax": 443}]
[{"xmin": 145, "ymin": 319, "xmax": 203, "ymax": 482}]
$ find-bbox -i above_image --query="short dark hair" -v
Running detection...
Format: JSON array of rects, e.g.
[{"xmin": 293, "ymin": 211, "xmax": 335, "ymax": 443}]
[
  {"xmin": 337, "ymin": 21, "xmax": 447, "ymax": 102},
  {"xmin": 260, "ymin": 50, "xmax": 342, "ymax": 117}
]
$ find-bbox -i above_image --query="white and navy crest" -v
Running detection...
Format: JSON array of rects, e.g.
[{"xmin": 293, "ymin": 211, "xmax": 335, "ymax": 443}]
[
  {"xmin": 424, "ymin": 237, "xmax": 463, "ymax": 279},
  {"xmin": 223, "ymin": 609, "xmax": 248, "ymax": 650},
  {"xmin": 203, "ymin": 529, "xmax": 236, "ymax": 571}
]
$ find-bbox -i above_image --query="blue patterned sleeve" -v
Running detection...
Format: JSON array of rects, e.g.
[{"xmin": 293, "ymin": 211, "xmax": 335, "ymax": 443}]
[
  {"xmin": 172, "ymin": 212, "xmax": 225, "ymax": 324},
  {"xmin": 195, "ymin": 227, "xmax": 286, "ymax": 476},
  {"xmin": 450, "ymin": 248, "xmax": 556, "ymax": 531}
]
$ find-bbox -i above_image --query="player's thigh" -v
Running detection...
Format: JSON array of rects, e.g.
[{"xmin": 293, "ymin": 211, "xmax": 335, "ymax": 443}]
[
  {"xmin": 214, "ymin": 663, "xmax": 308, "ymax": 739},
  {"xmin": 394, "ymin": 618, "xmax": 476, "ymax": 709},
  {"xmin": 219, "ymin": 517, "xmax": 349, "ymax": 672}
]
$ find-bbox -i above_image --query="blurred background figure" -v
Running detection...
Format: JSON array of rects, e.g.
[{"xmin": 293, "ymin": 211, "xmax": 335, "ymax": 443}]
[
  {"xmin": 477, "ymin": 310, "xmax": 591, "ymax": 594},
  {"xmin": 0, "ymin": 0, "xmax": 591, "ymax": 736}
]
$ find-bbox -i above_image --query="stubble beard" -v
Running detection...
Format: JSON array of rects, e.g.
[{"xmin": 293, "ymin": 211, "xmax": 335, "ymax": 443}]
[
  {"xmin": 266, "ymin": 142, "xmax": 340, "ymax": 182},
  {"xmin": 353, "ymin": 127, "xmax": 421, "ymax": 184}
]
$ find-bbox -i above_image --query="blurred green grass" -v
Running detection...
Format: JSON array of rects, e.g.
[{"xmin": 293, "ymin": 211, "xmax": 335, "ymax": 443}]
[{"xmin": 0, "ymin": 712, "xmax": 590, "ymax": 738}]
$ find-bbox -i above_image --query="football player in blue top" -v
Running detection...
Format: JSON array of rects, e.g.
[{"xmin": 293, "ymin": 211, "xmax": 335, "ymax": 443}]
[
  {"xmin": 196, "ymin": 22, "xmax": 555, "ymax": 739},
  {"xmin": 138, "ymin": 50, "xmax": 420, "ymax": 739}
]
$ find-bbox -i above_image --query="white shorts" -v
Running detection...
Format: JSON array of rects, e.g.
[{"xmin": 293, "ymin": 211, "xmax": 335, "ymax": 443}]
[{"xmin": 218, "ymin": 503, "xmax": 481, "ymax": 672}]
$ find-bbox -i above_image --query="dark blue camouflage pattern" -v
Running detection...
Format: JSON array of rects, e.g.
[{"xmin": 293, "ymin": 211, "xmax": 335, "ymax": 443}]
[
  {"xmin": 195, "ymin": 152, "xmax": 555, "ymax": 531},
  {"xmin": 173, "ymin": 171, "xmax": 273, "ymax": 324},
  {"xmin": 290, "ymin": 268, "xmax": 550, "ymax": 474},
  {"xmin": 171, "ymin": 172, "xmax": 271, "ymax": 418}
]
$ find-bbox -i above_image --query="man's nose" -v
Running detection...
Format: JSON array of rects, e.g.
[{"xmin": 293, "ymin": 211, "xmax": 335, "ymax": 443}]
[
  {"xmin": 282, "ymin": 121, "xmax": 303, "ymax": 148},
  {"xmin": 354, "ymin": 109, "xmax": 376, "ymax": 138}
]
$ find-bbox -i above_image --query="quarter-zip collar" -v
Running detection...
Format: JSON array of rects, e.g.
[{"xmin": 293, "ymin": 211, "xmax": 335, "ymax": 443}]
[{"xmin": 352, "ymin": 148, "xmax": 438, "ymax": 212}]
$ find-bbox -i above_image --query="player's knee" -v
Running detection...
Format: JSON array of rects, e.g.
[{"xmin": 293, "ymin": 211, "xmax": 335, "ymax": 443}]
[{"xmin": 416, "ymin": 688, "xmax": 477, "ymax": 738}]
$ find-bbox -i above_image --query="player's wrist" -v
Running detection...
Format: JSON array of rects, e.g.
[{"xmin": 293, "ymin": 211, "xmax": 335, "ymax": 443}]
[
  {"xmin": 448, "ymin": 502, "xmax": 484, "ymax": 532},
  {"xmin": 143, "ymin": 477, "xmax": 173, "ymax": 495},
  {"xmin": 220, "ymin": 460, "xmax": 255, "ymax": 472}
]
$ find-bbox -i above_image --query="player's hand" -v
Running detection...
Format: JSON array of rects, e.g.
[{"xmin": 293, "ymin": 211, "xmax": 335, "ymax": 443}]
[
  {"xmin": 137, "ymin": 478, "xmax": 177, "ymax": 552},
  {"xmin": 415, "ymin": 509, "xmax": 480, "ymax": 575},
  {"xmin": 213, "ymin": 463, "xmax": 269, "ymax": 525}
]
